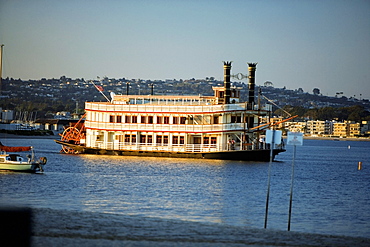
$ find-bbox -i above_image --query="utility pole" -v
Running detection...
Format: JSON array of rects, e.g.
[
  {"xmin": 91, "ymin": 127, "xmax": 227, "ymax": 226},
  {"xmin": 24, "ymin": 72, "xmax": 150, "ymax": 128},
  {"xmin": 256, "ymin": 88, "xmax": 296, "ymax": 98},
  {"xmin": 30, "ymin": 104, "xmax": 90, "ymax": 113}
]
[{"xmin": 0, "ymin": 44, "xmax": 4, "ymax": 95}]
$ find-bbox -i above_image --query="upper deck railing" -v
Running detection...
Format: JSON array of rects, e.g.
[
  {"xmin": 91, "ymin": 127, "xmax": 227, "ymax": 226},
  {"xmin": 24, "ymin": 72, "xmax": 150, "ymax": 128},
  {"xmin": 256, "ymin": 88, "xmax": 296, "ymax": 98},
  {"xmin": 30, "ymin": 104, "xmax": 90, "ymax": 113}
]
[{"xmin": 85, "ymin": 101, "xmax": 272, "ymax": 114}]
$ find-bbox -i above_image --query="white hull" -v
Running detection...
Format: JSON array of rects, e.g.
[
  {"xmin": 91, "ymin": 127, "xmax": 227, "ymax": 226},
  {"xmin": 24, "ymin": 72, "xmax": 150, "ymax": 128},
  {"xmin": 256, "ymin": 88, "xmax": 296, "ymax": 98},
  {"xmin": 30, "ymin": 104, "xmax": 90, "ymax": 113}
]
[{"xmin": 0, "ymin": 162, "xmax": 44, "ymax": 172}]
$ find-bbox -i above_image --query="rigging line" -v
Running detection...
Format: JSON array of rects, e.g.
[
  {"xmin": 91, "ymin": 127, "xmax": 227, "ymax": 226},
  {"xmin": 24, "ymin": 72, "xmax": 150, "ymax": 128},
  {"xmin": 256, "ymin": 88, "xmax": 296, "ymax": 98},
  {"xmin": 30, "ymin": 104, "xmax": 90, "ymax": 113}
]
[{"xmin": 261, "ymin": 93, "xmax": 292, "ymax": 117}]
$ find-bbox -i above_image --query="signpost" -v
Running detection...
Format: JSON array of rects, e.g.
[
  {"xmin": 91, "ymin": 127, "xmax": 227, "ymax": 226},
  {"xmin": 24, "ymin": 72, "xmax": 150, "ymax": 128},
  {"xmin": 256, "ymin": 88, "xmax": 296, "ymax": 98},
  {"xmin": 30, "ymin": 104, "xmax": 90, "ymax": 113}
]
[
  {"xmin": 264, "ymin": 129, "xmax": 282, "ymax": 228},
  {"xmin": 286, "ymin": 132, "xmax": 303, "ymax": 231}
]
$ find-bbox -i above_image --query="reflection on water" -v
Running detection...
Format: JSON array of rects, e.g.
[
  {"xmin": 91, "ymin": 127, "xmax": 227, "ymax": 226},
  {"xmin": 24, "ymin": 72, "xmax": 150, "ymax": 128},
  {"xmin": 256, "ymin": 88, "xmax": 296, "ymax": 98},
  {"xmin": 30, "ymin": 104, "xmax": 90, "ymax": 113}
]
[
  {"xmin": 0, "ymin": 138, "xmax": 369, "ymax": 238},
  {"xmin": 78, "ymin": 155, "xmax": 255, "ymax": 225}
]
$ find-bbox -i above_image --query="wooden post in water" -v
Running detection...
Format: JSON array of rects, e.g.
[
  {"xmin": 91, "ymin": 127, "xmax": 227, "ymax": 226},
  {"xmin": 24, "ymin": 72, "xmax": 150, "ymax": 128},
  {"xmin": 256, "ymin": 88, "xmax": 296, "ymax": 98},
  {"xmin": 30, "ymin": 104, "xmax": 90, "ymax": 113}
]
[{"xmin": 358, "ymin": 161, "xmax": 362, "ymax": 170}]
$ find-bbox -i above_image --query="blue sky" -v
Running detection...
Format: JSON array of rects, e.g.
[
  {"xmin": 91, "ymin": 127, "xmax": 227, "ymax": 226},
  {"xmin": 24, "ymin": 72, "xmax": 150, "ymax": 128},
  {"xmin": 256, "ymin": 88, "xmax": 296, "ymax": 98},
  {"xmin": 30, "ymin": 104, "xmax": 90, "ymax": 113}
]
[{"xmin": 1, "ymin": 0, "xmax": 369, "ymax": 99}]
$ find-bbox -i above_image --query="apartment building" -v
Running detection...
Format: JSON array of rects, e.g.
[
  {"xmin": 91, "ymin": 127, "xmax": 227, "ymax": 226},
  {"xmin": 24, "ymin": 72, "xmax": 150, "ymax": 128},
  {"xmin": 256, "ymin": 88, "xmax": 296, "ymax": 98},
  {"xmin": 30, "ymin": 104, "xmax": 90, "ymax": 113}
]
[
  {"xmin": 306, "ymin": 120, "xmax": 331, "ymax": 136},
  {"xmin": 361, "ymin": 121, "xmax": 370, "ymax": 136},
  {"xmin": 333, "ymin": 122, "xmax": 348, "ymax": 137},
  {"xmin": 331, "ymin": 121, "xmax": 360, "ymax": 137},
  {"xmin": 348, "ymin": 121, "xmax": 360, "ymax": 137},
  {"xmin": 285, "ymin": 121, "xmax": 306, "ymax": 133}
]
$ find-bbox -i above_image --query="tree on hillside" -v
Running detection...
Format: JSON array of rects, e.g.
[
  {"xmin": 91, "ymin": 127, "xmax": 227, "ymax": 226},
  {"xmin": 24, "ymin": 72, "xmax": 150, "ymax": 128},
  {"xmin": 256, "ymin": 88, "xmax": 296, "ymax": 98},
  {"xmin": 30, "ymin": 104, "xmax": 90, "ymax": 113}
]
[
  {"xmin": 273, "ymin": 105, "xmax": 370, "ymax": 122},
  {"xmin": 347, "ymin": 105, "xmax": 369, "ymax": 122},
  {"xmin": 274, "ymin": 105, "xmax": 306, "ymax": 118},
  {"xmin": 313, "ymin": 88, "xmax": 320, "ymax": 95},
  {"xmin": 305, "ymin": 109, "xmax": 318, "ymax": 120},
  {"xmin": 317, "ymin": 107, "xmax": 334, "ymax": 120}
]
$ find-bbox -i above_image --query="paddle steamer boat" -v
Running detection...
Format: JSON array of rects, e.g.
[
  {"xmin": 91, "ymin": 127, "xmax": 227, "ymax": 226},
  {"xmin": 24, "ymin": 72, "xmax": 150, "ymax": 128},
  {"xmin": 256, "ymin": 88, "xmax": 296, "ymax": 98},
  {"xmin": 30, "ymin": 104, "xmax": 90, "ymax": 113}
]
[{"xmin": 56, "ymin": 62, "xmax": 291, "ymax": 161}]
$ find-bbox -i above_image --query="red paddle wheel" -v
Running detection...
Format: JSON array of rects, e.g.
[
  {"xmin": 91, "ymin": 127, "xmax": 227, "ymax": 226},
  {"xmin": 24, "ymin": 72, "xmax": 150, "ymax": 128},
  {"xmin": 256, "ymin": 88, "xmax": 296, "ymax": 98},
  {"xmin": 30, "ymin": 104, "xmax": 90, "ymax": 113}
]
[{"xmin": 59, "ymin": 114, "xmax": 86, "ymax": 154}]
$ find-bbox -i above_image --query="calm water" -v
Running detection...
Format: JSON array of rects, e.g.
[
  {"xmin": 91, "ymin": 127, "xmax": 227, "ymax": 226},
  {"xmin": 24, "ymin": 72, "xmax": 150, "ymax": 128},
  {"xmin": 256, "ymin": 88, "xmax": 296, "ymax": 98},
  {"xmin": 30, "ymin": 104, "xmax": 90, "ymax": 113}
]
[{"xmin": 0, "ymin": 137, "xmax": 369, "ymax": 238}]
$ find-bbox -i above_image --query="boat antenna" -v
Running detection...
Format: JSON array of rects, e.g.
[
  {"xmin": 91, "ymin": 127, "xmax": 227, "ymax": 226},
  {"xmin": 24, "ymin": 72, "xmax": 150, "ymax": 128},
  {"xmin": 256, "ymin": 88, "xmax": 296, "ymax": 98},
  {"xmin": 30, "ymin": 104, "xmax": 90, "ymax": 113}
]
[
  {"xmin": 90, "ymin": 79, "xmax": 110, "ymax": 102},
  {"xmin": 260, "ymin": 92, "xmax": 292, "ymax": 117},
  {"xmin": 249, "ymin": 115, "xmax": 298, "ymax": 131}
]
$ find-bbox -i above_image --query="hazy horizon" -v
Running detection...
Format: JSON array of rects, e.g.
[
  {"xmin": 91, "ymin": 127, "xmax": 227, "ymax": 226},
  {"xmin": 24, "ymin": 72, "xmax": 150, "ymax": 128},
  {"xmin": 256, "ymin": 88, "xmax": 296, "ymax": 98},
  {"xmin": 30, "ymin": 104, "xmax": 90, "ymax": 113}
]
[{"xmin": 0, "ymin": 0, "xmax": 369, "ymax": 99}]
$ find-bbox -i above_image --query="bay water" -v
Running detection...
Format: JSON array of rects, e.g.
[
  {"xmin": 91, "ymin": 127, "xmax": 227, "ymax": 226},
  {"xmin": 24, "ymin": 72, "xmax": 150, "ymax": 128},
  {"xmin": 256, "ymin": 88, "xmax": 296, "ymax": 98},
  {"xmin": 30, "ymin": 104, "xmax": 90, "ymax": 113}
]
[{"xmin": 1, "ymin": 137, "xmax": 369, "ymax": 238}]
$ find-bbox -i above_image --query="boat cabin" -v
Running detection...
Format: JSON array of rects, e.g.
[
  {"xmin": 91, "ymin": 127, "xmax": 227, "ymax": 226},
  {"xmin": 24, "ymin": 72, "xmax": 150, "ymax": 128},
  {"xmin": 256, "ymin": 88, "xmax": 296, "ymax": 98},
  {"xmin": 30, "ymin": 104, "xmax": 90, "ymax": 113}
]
[{"xmin": 82, "ymin": 86, "xmax": 271, "ymax": 154}]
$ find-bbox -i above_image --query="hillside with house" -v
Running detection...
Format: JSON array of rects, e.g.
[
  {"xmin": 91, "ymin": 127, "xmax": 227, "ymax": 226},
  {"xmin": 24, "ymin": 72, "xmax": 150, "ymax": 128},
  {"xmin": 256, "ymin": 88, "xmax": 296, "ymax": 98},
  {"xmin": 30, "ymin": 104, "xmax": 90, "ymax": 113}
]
[{"xmin": 0, "ymin": 76, "xmax": 369, "ymax": 137}]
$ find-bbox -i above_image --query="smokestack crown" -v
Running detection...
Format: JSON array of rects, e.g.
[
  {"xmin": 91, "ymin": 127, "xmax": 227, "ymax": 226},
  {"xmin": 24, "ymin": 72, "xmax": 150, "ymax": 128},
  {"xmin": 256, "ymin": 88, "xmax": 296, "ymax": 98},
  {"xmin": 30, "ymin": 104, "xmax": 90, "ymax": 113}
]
[
  {"xmin": 223, "ymin": 61, "xmax": 232, "ymax": 67},
  {"xmin": 248, "ymin": 63, "xmax": 257, "ymax": 70}
]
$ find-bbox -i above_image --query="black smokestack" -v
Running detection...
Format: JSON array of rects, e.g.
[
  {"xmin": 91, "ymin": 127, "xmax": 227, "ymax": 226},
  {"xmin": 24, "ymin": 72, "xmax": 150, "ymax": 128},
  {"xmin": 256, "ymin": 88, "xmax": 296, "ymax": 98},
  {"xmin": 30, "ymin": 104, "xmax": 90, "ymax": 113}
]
[
  {"xmin": 248, "ymin": 63, "xmax": 257, "ymax": 104},
  {"xmin": 223, "ymin": 61, "xmax": 232, "ymax": 104}
]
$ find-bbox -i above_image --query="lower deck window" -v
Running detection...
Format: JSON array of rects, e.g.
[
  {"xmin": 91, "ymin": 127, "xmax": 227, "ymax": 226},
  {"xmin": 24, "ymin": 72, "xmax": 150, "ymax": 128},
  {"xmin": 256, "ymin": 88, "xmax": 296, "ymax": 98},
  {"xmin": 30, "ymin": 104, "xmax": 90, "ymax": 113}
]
[
  {"xmin": 125, "ymin": 134, "xmax": 137, "ymax": 144},
  {"xmin": 203, "ymin": 137, "xmax": 209, "ymax": 144},
  {"xmin": 140, "ymin": 135, "xmax": 152, "ymax": 144},
  {"xmin": 140, "ymin": 135, "xmax": 153, "ymax": 144},
  {"xmin": 156, "ymin": 135, "xmax": 162, "ymax": 144},
  {"xmin": 173, "ymin": 136, "xmax": 178, "ymax": 144},
  {"xmin": 140, "ymin": 135, "xmax": 146, "ymax": 143},
  {"xmin": 163, "ymin": 136, "xmax": 168, "ymax": 144},
  {"xmin": 211, "ymin": 137, "xmax": 217, "ymax": 144}
]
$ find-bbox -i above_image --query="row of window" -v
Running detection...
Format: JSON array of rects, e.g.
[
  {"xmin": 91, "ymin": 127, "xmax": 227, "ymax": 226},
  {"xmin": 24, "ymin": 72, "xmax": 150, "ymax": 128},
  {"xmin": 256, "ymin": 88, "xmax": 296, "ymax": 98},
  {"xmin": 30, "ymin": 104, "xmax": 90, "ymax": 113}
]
[
  {"xmin": 115, "ymin": 134, "xmax": 217, "ymax": 145},
  {"xmin": 108, "ymin": 115, "xmax": 247, "ymax": 124},
  {"xmin": 203, "ymin": 137, "xmax": 217, "ymax": 144},
  {"xmin": 109, "ymin": 115, "xmax": 187, "ymax": 124}
]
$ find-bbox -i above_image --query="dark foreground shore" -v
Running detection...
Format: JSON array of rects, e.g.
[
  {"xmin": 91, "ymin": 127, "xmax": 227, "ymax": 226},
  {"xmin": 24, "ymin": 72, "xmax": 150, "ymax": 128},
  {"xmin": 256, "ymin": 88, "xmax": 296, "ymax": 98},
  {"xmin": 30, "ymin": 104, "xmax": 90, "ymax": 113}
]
[{"xmin": 29, "ymin": 208, "xmax": 369, "ymax": 247}]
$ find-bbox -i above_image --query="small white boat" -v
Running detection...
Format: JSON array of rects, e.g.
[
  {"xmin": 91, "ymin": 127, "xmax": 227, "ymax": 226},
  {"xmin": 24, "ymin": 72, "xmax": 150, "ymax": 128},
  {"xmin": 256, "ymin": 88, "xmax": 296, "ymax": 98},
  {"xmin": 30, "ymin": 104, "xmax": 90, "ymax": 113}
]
[
  {"xmin": 0, "ymin": 144, "xmax": 47, "ymax": 173},
  {"xmin": 0, "ymin": 46, "xmax": 47, "ymax": 173}
]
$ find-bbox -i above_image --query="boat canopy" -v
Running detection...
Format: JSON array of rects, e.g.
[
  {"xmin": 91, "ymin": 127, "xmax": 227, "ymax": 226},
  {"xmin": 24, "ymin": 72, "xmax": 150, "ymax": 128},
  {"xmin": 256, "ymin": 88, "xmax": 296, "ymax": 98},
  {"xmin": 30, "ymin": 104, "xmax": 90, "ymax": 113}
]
[{"xmin": 0, "ymin": 142, "xmax": 32, "ymax": 152}]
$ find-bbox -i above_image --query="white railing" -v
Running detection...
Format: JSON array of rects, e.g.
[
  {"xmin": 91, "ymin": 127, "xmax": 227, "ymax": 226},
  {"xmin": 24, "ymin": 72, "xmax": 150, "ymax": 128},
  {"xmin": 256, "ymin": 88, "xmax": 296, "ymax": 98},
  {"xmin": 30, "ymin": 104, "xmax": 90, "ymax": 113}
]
[
  {"xmin": 89, "ymin": 141, "xmax": 284, "ymax": 153},
  {"xmin": 85, "ymin": 102, "xmax": 249, "ymax": 114},
  {"xmin": 91, "ymin": 141, "xmax": 220, "ymax": 153}
]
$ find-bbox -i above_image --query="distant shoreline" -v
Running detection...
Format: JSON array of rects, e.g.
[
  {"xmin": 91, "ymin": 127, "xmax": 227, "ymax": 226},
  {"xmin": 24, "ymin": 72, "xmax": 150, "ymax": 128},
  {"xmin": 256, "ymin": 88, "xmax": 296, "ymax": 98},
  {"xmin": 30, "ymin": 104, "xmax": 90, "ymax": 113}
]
[
  {"xmin": 0, "ymin": 133, "xmax": 57, "ymax": 140},
  {"xmin": 302, "ymin": 136, "xmax": 370, "ymax": 141}
]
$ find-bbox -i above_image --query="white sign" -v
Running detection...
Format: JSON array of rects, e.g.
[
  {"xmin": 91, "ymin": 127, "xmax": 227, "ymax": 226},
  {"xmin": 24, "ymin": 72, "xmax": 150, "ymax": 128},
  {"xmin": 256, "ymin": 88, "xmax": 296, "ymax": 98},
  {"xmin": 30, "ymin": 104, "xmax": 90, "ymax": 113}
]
[
  {"xmin": 265, "ymin": 130, "xmax": 282, "ymax": 145},
  {"xmin": 287, "ymin": 132, "xmax": 303, "ymax": 146}
]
